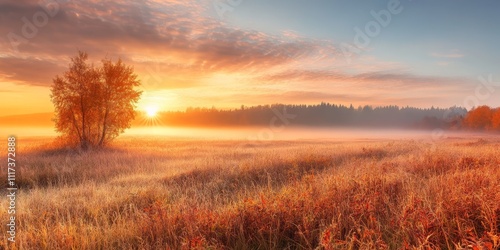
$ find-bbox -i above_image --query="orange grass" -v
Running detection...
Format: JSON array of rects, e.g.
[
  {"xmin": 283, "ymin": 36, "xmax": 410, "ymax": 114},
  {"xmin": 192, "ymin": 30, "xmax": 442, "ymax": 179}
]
[{"xmin": 1, "ymin": 137, "xmax": 499, "ymax": 249}]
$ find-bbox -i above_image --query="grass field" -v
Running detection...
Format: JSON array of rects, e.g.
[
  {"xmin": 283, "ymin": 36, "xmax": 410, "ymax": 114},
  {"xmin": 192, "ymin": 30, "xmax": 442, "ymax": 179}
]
[{"xmin": 1, "ymin": 136, "xmax": 499, "ymax": 249}]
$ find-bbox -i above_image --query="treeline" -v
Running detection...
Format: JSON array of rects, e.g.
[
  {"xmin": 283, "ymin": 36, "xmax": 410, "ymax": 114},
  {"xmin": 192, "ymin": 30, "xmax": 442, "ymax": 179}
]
[{"xmin": 154, "ymin": 103, "xmax": 469, "ymax": 129}]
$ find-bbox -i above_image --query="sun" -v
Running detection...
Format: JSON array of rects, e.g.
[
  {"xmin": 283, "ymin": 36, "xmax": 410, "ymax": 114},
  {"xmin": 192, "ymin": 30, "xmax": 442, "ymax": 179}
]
[
  {"xmin": 139, "ymin": 104, "xmax": 162, "ymax": 126},
  {"xmin": 144, "ymin": 106, "xmax": 159, "ymax": 118}
]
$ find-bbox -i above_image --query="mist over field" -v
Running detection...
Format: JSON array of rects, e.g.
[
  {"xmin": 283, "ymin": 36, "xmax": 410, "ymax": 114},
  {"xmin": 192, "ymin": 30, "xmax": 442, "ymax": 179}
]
[
  {"xmin": 126, "ymin": 126, "xmax": 497, "ymax": 141},
  {"xmin": 3, "ymin": 125, "xmax": 495, "ymax": 141}
]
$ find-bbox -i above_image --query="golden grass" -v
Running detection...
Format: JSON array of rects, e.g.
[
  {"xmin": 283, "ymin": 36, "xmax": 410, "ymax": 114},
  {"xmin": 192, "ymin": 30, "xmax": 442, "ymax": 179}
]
[{"xmin": 1, "ymin": 137, "xmax": 499, "ymax": 249}]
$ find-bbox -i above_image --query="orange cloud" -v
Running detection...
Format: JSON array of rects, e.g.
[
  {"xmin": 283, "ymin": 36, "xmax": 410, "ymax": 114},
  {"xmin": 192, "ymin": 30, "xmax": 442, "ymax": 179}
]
[{"xmin": 0, "ymin": 0, "xmax": 339, "ymax": 87}]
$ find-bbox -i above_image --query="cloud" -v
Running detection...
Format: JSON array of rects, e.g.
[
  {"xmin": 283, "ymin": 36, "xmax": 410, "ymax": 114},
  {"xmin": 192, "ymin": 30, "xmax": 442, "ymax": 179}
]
[
  {"xmin": 436, "ymin": 61, "xmax": 450, "ymax": 66},
  {"xmin": 430, "ymin": 52, "xmax": 464, "ymax": 59},
  {"xmin": 259, "ymin": 70, "xmax": 347, "ymax": 82},
  {"xmin": 353, "ymin": 72, "xmax": 467, "ymax": 88},
  {"xmin": 0, "ymin": 56, "xmax": 65, "ymax": 86},
  {"xmin": 276, "ymin": 91, "xmax": 351, "ymax": 102},
  {"xmin": 259, "ymin": 69, "xmax": 470, "ymax": 90},
  {"xmin": 0, "ymin": 0, "xmax": 340, "ymax": 87}
]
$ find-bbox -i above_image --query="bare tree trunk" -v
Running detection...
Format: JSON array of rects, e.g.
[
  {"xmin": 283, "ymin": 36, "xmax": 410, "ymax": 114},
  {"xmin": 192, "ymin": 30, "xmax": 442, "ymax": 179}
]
[
  {"xmin": 71, "ymin": 109, "xmax": 82, "ymax": 143},
  {"xmin": 80, "ymin": 95, "xmax": 88, "ymax": 149},
  {"xmin": 99, "ymin": 105, "xmax": 109, "ymax": 147},
  {"xmin": 98, "ymin": 87, "xmax": 111, "ymax": 147}
]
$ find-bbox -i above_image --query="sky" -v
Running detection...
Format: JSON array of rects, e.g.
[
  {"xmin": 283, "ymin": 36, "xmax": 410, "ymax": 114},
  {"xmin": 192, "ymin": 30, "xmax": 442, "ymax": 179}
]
[{"xmin": 1, "ymin": 0, "xmax": 500, "ymax": 116}]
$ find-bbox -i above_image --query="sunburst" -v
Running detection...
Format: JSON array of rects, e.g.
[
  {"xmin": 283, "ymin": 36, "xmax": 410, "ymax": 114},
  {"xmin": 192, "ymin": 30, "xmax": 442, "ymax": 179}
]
[{"xmin": 145, "ymin": 106, "xmax": 159, "ymax": 118}]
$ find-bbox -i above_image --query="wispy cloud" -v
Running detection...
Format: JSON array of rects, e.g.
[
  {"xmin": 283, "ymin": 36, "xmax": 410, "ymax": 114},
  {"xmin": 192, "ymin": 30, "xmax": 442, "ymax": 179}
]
[
  {"xmin": 0, "ymin": 57, "xmax": 65, "ymax": 86},
  {"xmin": 259, "ymin": 69, "xmax": 470, "ymax": 90},
  {"xmin": 430, "ymin": 52, "xmax": 464, "ymax": 59},
  {"xmin": 436, "ymin": 61, "xmax": 450, "ymax": 66}
]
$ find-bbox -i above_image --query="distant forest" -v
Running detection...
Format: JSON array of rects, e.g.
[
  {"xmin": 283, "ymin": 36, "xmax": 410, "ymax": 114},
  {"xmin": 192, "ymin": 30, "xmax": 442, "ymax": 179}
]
[{"xmin": 152, "ymin": 103, "xmax": 469, "ymax": 129}]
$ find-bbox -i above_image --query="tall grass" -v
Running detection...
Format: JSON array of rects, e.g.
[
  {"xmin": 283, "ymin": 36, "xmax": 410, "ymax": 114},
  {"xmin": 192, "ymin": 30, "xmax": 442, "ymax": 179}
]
[{"xmin": 1, "ymin": 137, "xmax": 499, "ymax": 249}]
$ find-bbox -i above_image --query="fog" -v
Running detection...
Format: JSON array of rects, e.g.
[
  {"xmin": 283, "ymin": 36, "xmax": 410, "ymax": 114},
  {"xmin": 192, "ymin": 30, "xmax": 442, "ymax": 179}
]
[
  {"xmin": 2, "ymin": 125, "xmax": 495, "ymax": 142},
  {"xmin": 123, "ymin": 126, "xmax": 492, "ymax": 141}
]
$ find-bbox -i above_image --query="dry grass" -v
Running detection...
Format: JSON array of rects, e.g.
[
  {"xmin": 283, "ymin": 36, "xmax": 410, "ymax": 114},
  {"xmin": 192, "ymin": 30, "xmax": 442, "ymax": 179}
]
[{"xmin": 1, "ymin": 137, "xmax": 499, "ymax": 249}]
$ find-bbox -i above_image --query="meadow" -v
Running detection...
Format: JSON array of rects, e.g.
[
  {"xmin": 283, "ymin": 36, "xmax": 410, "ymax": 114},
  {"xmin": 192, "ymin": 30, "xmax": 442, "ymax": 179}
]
[{"xmin": 1, "ymin": 135, "xmax": 499, "ymax": 249}]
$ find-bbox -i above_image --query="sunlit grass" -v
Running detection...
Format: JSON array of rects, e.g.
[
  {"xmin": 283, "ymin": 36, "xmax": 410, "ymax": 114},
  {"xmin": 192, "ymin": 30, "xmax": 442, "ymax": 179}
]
[{"xmin": 1, "ymin": 137, "xmax": 499, "ymax": 249}]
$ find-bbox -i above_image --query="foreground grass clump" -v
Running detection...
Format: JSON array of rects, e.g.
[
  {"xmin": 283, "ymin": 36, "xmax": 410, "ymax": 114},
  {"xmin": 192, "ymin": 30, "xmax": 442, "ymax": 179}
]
[{"xmin": 1, "ymin": 137, "xmax": 499, "ymax": 249}]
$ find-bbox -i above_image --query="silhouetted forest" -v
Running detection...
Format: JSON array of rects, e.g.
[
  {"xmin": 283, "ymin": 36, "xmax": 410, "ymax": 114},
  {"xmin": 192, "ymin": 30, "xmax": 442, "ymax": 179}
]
[{"xmin": 154, "ymin": 103, "xmax": 468, "ymax": 129}]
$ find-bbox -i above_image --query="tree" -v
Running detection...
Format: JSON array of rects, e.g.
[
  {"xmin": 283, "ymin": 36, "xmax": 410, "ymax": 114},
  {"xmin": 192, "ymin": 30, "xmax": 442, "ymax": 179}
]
[
  {"xmin": 50, "ymin": 51, "xmax": 142, "ymax": 148},
  {"xmin": 463, "ymin": 105, "xmax": 493, "ymax": 130},
  {"xmin": 492, "ymin": 108, "xmax": 500, "ymax": 131}
]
